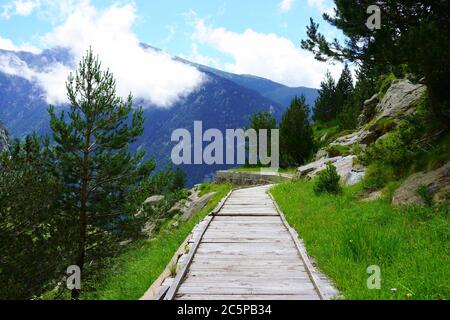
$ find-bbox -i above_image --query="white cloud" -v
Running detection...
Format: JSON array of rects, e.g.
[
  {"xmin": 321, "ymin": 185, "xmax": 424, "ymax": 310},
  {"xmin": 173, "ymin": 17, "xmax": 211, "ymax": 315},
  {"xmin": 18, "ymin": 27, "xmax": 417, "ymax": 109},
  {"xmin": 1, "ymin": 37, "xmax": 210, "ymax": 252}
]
[
  {"xmin": 279, "ymin": 0, "xmax": 295, "ymax": 13},
  {"xmin": 0, "ymin": 52, "xmax": 72, "ymax": 104},
  {"xmin": 0, "ymin": 36, "xmax": 41, "ymax": 53},
  {"xmin": 180, "ymin": 44, "xmax": 222, "ymax": 69},
  {"xmin": 0, "ymin": 1, "xmax": 205, "ymax": 107},
  {"xmin": 192, "ymin": 19, "xmax": 342, "ymax": 88},
  {"xmin": 1, "ymin": 0, "xmax": 40, "ymax": 18}
]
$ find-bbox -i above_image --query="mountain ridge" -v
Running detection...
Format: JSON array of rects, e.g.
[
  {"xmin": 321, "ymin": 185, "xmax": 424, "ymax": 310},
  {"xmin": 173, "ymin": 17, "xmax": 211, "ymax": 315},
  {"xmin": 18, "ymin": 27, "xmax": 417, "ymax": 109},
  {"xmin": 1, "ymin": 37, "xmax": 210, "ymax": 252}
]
[{"xmin": 0, "ymin": 46, "xmax": 318, "ymax": 185}]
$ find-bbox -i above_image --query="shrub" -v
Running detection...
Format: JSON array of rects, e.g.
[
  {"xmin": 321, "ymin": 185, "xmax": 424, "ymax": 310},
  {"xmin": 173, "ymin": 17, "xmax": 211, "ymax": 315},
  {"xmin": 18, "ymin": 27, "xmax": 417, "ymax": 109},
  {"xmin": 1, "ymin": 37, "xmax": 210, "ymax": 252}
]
[
  {"xmin": 362, "ymin": 162, "xmax": 397, "ymax": 191},
  {"xmin": 325, "ymin": 144, "xmax": 351, "ymax": 157},
  {"xmin": 314, "ymin": 163, "xmax": 342, "ymax": 194},
  {"xmin": 376, "ymin": 73, "xmax": 397, "ymax": 98},
  {"xmin": 416, "ymin": 185, "xmax": 434, "ymax": 207}
]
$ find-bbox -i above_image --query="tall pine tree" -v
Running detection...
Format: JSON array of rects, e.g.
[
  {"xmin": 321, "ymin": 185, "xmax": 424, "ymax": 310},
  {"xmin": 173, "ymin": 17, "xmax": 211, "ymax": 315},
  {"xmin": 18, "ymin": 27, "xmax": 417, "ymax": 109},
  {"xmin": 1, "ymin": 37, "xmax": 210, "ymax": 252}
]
[
  {"xmin": 48, "ymin": 49, "xmax": 154, "ymax": 298},
  {"xmin": 280, "ymin": 96, "xmax": 314, "ymax": 166},
  {"xmin": 313, "ymin": 71, "xmax": 337, "ymax": 122}
]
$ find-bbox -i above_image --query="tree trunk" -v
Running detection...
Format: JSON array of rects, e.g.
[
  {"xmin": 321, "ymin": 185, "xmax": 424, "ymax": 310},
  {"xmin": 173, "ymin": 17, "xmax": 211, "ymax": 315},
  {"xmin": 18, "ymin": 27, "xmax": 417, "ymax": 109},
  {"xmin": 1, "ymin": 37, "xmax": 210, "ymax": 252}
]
[{"xmin": 72, "ymin": 129, "xmax": 91, "ymax": 300}]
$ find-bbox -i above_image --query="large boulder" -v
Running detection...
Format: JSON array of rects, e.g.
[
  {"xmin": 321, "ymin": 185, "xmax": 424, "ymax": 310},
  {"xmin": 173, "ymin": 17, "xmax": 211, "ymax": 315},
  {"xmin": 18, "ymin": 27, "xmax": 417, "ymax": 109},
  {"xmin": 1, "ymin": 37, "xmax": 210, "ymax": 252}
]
[
  {"xmin": 358, "ymin": 93, "xmax": 380, "ymax": 126},
  {"xmin": 375, "ymin": 79, "xmax": 426, "ymax": 123},
  {"xmin": 392, "ymin": 163, "xmax": 450, "ymax": 206},
  {"xmin": 297, "ymin": 155, "xmax": 366, "ymax": 185},
  {"xmin": 0, "ymin": 121, "xmax": 9, "ymax": 151}
]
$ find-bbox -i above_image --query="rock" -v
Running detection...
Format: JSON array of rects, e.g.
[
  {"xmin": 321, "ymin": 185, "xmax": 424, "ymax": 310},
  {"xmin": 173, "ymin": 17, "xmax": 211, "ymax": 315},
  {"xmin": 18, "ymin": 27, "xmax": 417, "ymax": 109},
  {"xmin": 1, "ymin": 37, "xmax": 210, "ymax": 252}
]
[
  {"xmin": 358, "ymin": 93, "xmax": 380, "ymax": 126},
  {"xmin": 144, "ymin": 195, "xmax": 165, "ymax": 205},
  {"xmin": 180, "ymin": 191, "xmax": 216, "ymax": 221},
  {"xmin": 315, "ymin": 149, "xmax": 329, "ymax": 160},
  {"xmin": 331, "ymin": 129, "xmax": 378, "ymax": 147},
  {"xmin": 0, "ymin": 121, "xmax": 9, "ymax": 152},
  {"xmin": 375, "ymin": 79, "xmax": 426, "ymax": 123},
  {"xmin": 297, "ymin": 155, "xmax": 366, "ymax": 185},
  {"xmin": 320, "ymin": 133, "xmax": 328, "ymax": 142},
  {"xmin": 360, "ymin": 190, "xmax": 383, "ymax": 202},
  {"xmin": 215, "ymin": 170, "xmax": 292, "ymax": 186},
  {"xmin": 393, "ymin": 162, "xmax": 450, "ymax": 206}
]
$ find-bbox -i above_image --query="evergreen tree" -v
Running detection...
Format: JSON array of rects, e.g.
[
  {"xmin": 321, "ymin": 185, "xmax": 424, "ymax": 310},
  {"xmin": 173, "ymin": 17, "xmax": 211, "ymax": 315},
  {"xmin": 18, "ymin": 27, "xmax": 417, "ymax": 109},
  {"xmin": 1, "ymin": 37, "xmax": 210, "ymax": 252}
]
[
  {"xmin": 280, "ymin": 96, "xmax": 314, "ymax": 166},
  {"xmin": 0, "ymin": 135, "xmax": 71, "ymax": 299},
  {"xmin": 301, "ymin": 1, "xmax": 450, "ymax": 125},
  {"xmin": 171, "ymin": 167, "xmax": 187, "ymax": 191},
  {"xmin": 247, "ymin": 111, "xmax": 277, "ymax": 166},
  {"xmin": 313, "ymin": 71, "xmax": 337, "ymax": 122},
  {"xmin": 48, "ymin": 49, "xmax": 154, "ymax": 298},
  {"xmin": 335, "ymin": 63, "xmax": 354, "ymax": 114}
]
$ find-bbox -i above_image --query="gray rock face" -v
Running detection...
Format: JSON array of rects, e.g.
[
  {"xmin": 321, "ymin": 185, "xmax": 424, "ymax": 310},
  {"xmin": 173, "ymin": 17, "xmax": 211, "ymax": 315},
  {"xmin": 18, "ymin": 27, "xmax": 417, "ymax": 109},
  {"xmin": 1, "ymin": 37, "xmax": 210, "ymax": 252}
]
[
  {"xmin": 315, "ymin": 149, "xmax": 329, "ymax": 161},
  {"xmin": 331, "ymin": 129, "xmax": 378, "ymax": 147},
  {"xmin": 144, "ymin": 195, "xmax": 165, "ymax": 205},
  {"xmin": 393, "ymin": 163, "xmax": 450, "ymax": 206},
  {"xmin": 330, "ymin": 80, "xmax": 426, "ymax": 150},
  {"xmin": 358, "ymin": 93, "xmax": 380, "ymax": 126},
  {"xmin": 297, "ymin": 155, "xmax": 366, "ymax": 185},
  {"xmin": 0, "ymin": 121, "xmax": 9, "ymax": 151},
  {"xmin": 375, "ymin": 79, "xmax": 426, "ymax": 122}
]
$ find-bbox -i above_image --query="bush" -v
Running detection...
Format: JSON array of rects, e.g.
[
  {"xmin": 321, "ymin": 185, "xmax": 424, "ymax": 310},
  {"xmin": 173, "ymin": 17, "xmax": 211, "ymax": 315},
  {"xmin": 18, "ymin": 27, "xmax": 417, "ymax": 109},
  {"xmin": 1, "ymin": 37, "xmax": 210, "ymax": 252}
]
[
  {"xmin": 314, "ymin": 163, "xmax": 342, "ymax": 194},
  {"xmin": 376, "ymin": 73, "xmax": 397, "ymax": 98},
  {"xmin": 325, "ymin": 144, "xmax": 351, "ymax": 157},
  {"xmin": 416, "ymin": 185, "xmax": 434, "ymax": 207},
  {"xmin": 362, "ymin": 162, "xmax": 397, "ymax": 191}
]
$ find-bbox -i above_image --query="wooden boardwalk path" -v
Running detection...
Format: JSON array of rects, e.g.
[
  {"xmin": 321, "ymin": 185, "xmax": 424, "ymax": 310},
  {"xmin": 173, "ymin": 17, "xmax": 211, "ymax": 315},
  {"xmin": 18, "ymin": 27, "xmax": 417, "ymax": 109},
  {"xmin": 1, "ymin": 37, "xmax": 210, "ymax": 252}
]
[{"xmin": 164, "ymin": 185, "xmax": 331, "ymax": 300}]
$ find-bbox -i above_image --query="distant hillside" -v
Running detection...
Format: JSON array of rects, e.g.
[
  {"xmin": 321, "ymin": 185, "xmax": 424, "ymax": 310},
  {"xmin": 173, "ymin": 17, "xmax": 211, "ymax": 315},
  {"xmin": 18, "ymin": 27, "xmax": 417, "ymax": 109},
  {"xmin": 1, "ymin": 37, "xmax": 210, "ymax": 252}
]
[{"xmin": 0, "ymin": 46, "xmax": 316, "ymax": 185}]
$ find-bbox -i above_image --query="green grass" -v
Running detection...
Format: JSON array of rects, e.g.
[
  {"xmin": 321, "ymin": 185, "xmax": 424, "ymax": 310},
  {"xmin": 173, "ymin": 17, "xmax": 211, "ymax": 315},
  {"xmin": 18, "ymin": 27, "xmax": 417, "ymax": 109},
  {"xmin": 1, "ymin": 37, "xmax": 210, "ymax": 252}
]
[
  {"xmin": 270, "ymin": 180, "xmax": 449, "ymax": 300},
  {"xmin": 81, "ymin": 183, "xmax": 233, "ymax": 300}
]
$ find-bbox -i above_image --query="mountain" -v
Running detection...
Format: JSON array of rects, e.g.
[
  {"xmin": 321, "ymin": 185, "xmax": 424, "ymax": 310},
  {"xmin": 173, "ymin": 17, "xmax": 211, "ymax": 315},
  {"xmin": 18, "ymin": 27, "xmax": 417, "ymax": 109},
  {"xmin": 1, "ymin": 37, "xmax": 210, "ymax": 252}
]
[{"xmin": 0, "ymin": 46, "xmax": 318, "ymax": 185}]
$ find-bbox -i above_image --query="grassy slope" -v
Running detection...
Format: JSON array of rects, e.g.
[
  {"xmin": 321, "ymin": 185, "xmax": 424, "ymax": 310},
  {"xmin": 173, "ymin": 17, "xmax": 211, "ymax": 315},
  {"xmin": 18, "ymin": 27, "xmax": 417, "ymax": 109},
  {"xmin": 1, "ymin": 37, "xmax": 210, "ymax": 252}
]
[
  {"xmin": 271, "ymin": 181, "xmax": 449, "ymax": 300},
  {"xmin": 82, "ymin": 183, "xmax": 233, "ymax": 300}
]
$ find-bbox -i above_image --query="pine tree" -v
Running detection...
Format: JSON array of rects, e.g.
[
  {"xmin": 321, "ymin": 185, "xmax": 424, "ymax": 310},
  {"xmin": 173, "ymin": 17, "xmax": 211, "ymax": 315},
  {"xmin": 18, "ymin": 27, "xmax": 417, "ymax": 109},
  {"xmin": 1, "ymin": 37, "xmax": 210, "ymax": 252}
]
[
  {"xmin": 280, "ymin": 96, "xmax": 314, "ymax": 166},
  {"xmin": 247, "ymin": 111, "xmax": 277, "ymax": 166},
  {"xmin": 301, "ymin": 1, "xmax": 450, "ymax": 125},
  {"xmin": 335, "ymin": 63, "xmax": 354, "ymax": 114},
  {"xmin": 313, "ymin": 71, "xmax": 337, "ymax": 122},
  {"xmin": 0, "ymin": 135, "xmax": 70, "ymax": 299},
  {"xmin": 171, "ymin": 167, "xmax": 187, "ymax": 191},
  {"xmin": 48, "ymin": 49, "xmax": 154, "ymax": 298}
]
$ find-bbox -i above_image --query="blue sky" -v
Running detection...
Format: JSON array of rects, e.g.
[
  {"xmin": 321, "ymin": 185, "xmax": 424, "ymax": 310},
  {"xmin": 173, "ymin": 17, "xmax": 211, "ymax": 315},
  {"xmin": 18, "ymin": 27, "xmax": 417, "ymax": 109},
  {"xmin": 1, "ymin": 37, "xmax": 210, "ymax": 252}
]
[{"xmin": 0, "ymin": 0, "xmax": 344, "ymax": 106}]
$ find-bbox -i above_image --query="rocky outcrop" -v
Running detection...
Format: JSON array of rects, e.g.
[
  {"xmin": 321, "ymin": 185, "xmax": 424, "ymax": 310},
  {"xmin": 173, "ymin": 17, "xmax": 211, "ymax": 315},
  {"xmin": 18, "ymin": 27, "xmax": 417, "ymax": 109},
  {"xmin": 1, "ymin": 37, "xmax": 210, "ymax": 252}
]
[
  {"xmin": 358, "ymin": 93, "xmax": 380, "ymax": 126},
  {"xmin": 393, "ymin": 163, "xmax": 450, "ymax": 206},
  {"xmin": 330, "ymin": 129, "xmax": 378, "ymax": 147},
  {"xmin": 297, "ymin": 156, "xmax": 366, "ymax": 185},
  {"xmin": 170, "ymin": 189, "xmax": 217, "ymax": 222},
  {"xmin": 329, "ymin": 79, "xmax": 426, "ymax": 149},
  {"xmin": 0, "ymin": 121, "xmax": 9, "ymax": 151},
  {"xmin": 375, "ymin": 79, "xmax": 426, "ymax": 123},
  {"xmin": 215, "ymin": 170, "xmax": 292, "ymax": 186},
  {"xmin": 144, "ymin": 195, "xmax": 165, "ymax": 205}
]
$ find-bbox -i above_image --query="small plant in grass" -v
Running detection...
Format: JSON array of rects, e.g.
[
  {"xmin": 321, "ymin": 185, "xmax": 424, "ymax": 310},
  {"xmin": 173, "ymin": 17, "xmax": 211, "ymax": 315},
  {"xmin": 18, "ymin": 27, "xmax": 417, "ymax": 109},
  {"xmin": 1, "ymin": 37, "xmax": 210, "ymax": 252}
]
[
  {"xmin": 417, "ymin": 185, "xmax": 434, "ymax": 207},
  {"xmin": 314, "ymin": 163, "xmax": 342, "ymax": 194},
  {"xmin": 169, "ymin": 262, "xmax": 178, "ymax": 277}
]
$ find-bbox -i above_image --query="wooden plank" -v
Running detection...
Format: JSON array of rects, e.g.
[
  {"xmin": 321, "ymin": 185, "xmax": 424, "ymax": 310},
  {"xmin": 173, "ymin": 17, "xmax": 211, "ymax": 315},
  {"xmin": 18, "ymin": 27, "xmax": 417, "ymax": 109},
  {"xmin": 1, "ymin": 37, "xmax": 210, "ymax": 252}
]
[
  {"xmin": 165, "ymin": 185, "xmax": 328, "ymax": 301},
  {"xmin": 163, "ymin": 188, "xmax": 235, "ymax": 300}
]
